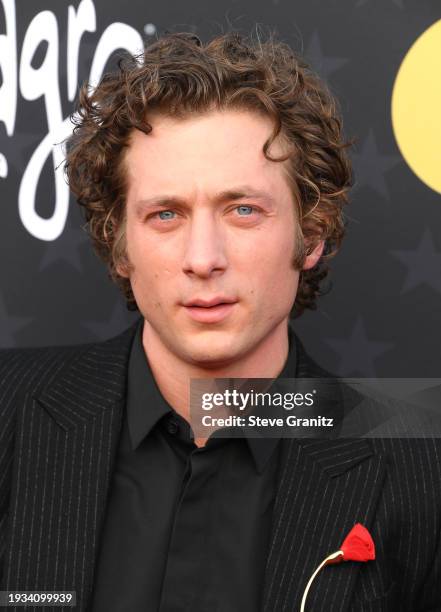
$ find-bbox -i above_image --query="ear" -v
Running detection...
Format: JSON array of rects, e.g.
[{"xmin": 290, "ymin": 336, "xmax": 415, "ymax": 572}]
[
  {"xmin": 116, "ymin": 261, "xmax": 130, "ymax": 278},
  {"xmin": 302, "ymin": 240, "xmax": 325, "ymax": 271}
]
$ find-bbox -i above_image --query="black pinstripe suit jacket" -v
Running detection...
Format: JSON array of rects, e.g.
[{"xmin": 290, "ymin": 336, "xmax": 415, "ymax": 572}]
[{"xmin": 0, "ymin": 317, "xmax": 440, "ymax": 611}]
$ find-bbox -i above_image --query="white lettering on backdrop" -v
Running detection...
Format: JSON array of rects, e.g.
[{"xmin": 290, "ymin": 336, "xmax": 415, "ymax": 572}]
[{"xmin": 0, "ymin": 0, "xmax": 144, "ymax": 240}]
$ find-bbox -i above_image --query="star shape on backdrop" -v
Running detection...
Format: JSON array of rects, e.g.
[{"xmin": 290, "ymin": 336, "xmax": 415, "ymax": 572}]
[
  {"xmin": 356, "ymin": 0, "xmax": 403, "ymax": 8},
  {"xmin": 390, "ymin": 228, "xmax": 441, "ymax": 295},
  {"xmin": 351, "ymin": 129, "xmax": 401, "ymax": 201},
  {"xmin": 324, "ymin": 316, "xmax": 394, "ymax": 377},
  {"xmin": 305, "ymin": 31, "xmax": 349, "ymax": 79},
  {"xmin": 82, "ymin": 300, "xmax": 139, "ymax": 341},
  {"xmin": 0, "ymin": 292, "xmax": 33, "ymax": 348},
  {"xmin": 39, "ymin": 224, "xmax": 91, "ymax": 273}
]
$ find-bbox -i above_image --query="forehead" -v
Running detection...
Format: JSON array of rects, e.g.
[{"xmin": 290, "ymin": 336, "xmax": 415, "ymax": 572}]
[{"xmin": 123, "ymin": 109, "xmax": 295, "ymax": 201}]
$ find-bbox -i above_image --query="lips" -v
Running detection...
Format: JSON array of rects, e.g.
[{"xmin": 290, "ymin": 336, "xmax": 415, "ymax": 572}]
[
  {"xmin": 182, "ymin": 297, "xmax": 238, "ymax": 323},
  {"xmin": 183, "ymin": 297, "xmax": 237, "ymax": 308}
]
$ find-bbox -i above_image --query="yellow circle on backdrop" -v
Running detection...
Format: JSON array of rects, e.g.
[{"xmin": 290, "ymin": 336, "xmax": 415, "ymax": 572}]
[{"xmin": 391, "ymin": 19, "xmax": 441, "ymax": 194}]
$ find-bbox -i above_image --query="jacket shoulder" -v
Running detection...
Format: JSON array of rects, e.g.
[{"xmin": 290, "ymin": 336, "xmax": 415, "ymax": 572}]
[
  {"xmin": 0, "ymin": 343, "xmax": 89, "ymax": 427},
  {"xmin": 0, "ymin": 317, "xmax": 140, "ymax": 420}
]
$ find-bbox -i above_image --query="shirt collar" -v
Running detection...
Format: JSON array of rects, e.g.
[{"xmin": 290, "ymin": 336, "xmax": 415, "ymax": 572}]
[
  {"xmin": 126, "ymin": 317, "xmax": 298, "ymax": 473},
  {"xmin": 127, "ymin": 317, "xmax": 172, "ymax": 450}
]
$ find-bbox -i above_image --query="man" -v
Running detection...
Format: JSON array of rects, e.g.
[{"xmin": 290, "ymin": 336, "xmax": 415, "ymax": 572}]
[{"xmin": 0, "ymin": 31, "xmax": 440, "ymax": 611}]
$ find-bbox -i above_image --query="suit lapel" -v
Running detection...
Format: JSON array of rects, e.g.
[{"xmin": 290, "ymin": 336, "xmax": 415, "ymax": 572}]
[
  {"xmin": 262, "ymin": 332, "xmax": 388, "ymax": 612},
  {"xmin": 4, "ymin": 319, "xmax": 140, "ymax": 611}
]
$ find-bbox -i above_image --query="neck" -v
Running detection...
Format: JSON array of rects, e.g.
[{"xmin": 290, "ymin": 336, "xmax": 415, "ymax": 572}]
[{"xmin": 141, "ymin": 319, "xmax": 290, "ymax": 425}]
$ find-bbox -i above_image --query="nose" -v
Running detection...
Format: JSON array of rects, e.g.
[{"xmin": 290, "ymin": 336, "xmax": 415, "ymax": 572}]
[{"xmin": 181, "ymin": 211, "xmax": 228, "ymax": 278}]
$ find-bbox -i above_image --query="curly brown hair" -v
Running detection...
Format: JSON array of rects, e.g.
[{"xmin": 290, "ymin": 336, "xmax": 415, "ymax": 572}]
[{"xmin": 65, "ymin": 30, "xmax": 352, "ymax": 316}]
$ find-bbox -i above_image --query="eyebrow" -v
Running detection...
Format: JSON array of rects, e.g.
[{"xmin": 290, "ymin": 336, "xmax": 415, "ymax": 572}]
[{"xmin": 133, "ymin": 186, "xmax": 276, "ymax": 215}]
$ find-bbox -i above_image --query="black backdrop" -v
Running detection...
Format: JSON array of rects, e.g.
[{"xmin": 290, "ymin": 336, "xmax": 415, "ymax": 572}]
[{"xmin": 1, "ymin": 0, "xmax": 440, "ymax": 377}]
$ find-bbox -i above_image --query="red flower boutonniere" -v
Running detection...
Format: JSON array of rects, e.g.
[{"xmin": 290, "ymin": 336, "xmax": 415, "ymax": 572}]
[{"xmin": 300, "ymin": 523, "xmax": 375, "ymax": 611}]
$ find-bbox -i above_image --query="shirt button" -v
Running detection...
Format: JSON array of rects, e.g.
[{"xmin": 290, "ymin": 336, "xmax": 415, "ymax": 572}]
[{"xmin": 166, "ymin": 419, "xmax": 179, "ymax": 435}]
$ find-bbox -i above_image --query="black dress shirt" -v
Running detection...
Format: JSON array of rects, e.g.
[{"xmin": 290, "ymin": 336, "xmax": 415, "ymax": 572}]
[{"xmin": 90, "ymin": 319, "xmax": 297, "ymax": 612}]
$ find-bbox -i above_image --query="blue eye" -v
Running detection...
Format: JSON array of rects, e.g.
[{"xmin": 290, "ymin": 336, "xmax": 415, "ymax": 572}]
[
  {"xmin": 158, "ymin": 210, "xmax": 175, "ymax": 220},
  {"xmin": 236, "ymin": 205, "xmax": 253, "ymax": 216}
]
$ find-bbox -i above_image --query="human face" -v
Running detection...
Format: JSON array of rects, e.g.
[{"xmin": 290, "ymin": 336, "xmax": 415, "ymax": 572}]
[{"xmin": 121, "ymin": 109, "xmax": 303, "ymax": 368}]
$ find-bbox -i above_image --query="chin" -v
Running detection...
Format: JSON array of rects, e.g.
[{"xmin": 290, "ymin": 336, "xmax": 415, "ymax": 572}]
[{"xmin": 179, "ymin": 335, "xmax": 243, "ymax": 369}]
